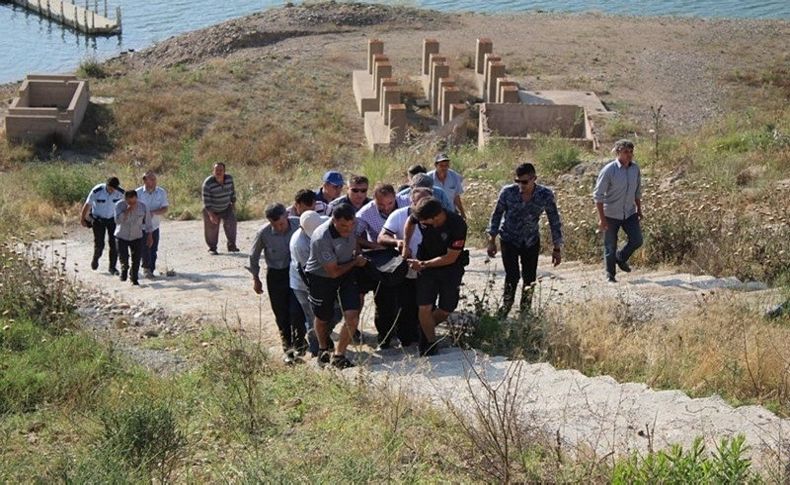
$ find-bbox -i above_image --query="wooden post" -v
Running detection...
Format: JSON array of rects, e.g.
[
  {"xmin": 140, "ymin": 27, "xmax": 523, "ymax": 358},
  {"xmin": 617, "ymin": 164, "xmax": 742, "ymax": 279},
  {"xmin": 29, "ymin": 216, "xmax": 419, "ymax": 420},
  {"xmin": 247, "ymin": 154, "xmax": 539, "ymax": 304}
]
[
  {"xmin": 91, "ymin": 10, "xmax": 94, "ymax": 30},
  {"xmin": 60, "ymin": 1, "xmax": 63, "ymax": 21},
  {"xmin": 116, "ymin": 6, "xmax": 121, "ymax": 29},
  {"xmin": 83, "ymin": 8, "xmax": 87, "ymax": 31},
  {"xmin": 103, "ymin": 0, "xmax": 107, "ymax": 17},
  {"xmin": 73, "ymin": 5, "xmax": 78, "ymax": 28},
  {"xmin": 45, "ymin": 0, "xmax": 49, "ymax": 18},
  {"xmin": 94, "ymin": 0, "xmax": 97, "ymax": 13}
]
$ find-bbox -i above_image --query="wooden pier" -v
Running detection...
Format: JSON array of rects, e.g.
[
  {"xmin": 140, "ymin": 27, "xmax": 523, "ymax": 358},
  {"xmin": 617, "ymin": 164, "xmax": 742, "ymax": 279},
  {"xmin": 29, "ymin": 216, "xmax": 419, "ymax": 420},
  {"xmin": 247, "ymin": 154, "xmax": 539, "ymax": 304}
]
[{"xmin": 7, "ymin": 0, "xmax": 122, "ymax": 35}]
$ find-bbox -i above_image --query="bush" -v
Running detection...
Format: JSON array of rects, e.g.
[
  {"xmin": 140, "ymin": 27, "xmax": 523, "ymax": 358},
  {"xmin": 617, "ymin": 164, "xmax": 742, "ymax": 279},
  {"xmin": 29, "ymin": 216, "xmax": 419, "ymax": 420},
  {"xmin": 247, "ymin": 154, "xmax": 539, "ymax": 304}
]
[
  {"xmin": 533, "ymin": 136, "xmax": 582, "ymax": 174},
  {"xmin": 34, "ymin": 164, "xmax": 97, "ymax": 208},
  {"xmin": 77, "ymin": 56, "xmax": 107, "ymax": 79}
]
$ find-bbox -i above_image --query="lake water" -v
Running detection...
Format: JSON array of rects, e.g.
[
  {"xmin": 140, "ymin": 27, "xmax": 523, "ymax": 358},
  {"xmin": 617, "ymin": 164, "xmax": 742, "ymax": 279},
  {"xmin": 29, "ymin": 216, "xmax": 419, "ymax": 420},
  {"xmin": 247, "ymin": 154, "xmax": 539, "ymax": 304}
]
[{"xmin": 1, "ymin": 0, "xmax": 788, "ymax": 84}]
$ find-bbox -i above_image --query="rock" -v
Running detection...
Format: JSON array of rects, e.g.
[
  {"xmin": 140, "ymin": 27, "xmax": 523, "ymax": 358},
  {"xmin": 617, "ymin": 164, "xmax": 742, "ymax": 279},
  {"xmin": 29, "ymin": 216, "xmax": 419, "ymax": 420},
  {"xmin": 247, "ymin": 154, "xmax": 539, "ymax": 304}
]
[
  {"xmin": 133, "ymin": 311, "xmax": 144, "ymax": 319},
  {"xmin": 117, "ymin": 303, "xmax": 131, "ymax": 310},
  {"xmin": 143, "ymin": 329, "xmax": 159, "ymax": 338}
]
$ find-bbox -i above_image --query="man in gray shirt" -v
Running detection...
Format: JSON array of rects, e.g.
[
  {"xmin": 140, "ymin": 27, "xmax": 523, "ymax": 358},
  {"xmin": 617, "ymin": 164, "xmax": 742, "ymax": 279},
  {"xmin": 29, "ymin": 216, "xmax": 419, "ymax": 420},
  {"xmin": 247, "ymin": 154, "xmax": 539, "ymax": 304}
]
[
  {"xmin": 202, "ymin": 162, "xmax": 238, "ymax": 255},
  {"xmin": 305, "ymin": 203, "xmax": 368, "ymax": 369},
  {"xmin": 593, "ymin": 139, "xmax": 644, "ymax": 282},
  {"xmin": 114, "ymin": 190, "xmax": 153, "ymax": 286},
  {"xmin": 249, "ymin": 203, "xmax": 303, "ymax": 363}
]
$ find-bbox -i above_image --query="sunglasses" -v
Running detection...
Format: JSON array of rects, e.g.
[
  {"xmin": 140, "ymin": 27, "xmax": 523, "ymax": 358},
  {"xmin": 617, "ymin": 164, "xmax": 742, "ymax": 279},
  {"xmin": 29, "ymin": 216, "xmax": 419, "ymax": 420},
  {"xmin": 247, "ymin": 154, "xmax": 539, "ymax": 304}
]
[{"xmin": 350, "ymin": 188, "xmax": 368, "ymax": 193}]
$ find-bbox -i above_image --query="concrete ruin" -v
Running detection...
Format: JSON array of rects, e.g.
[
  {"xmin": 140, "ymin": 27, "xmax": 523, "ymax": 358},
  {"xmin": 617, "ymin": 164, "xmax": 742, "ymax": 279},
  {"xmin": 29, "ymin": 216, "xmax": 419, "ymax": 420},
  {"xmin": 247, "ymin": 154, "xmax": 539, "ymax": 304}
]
[
  {"xmin": 479, "ymin": 103, "xmax": 594, "ymax": 150},
  {"xmin": 4, "ymin": 74, "xmax": 89, "ymax": 145}
]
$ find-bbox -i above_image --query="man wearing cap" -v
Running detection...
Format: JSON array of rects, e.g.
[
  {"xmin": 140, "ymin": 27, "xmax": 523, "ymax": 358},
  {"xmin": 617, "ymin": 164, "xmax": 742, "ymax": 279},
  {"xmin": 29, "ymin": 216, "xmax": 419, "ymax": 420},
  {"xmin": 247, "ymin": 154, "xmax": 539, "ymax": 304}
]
[
  {"xmin": 396, "ymin": 172, "xmax": 455, "ymax": 213},
  {"xmin": 289, "ymin": 210, "xmax": 328, "ymax": 357},
  {"xmin": 428, "ymin": 152, "xmax": 467, "ymax": 219},
  {"xmin": 487, "ymin": 163, "xmax": 563, "ymax": 316},
  {"xmin": 114, "ymin": 190, "xmax": 154, "ymax": 286},
  {"xmin": 135, "ymin": 171, "xmax": 169, "ymax": 279},
  {"xmin": 249, "ymin": 203, "xmax": 303, "ymax": 363},
  {"xmin": 326, "ymin": 175, "xmax": 371, "ymax": 216},
  {"xmin": 80, "ymin": 176, "xmax": 124, "ymax": 275},
  {"xmin": 314, "ymin": 170, "xmax": 344, "ymax": 215},
  {"xmin": 305, "ymin": 203, "xmax": 368, "ymax": 369},
  {"xmin": 408, "ymin": 197, "xmax": 468, "ymax": 357},
  {"xmin": 202, "ymin": 162, "xmax": 239, "ymax": 255},
  {"xmin": 593, "ymin": 139, "xmax": 643, "ymax": 283},
  {"xmin": 377, "ymin": 187, "xmax": 433, "ymax": 347},
  {"xmin": 285, "ymin": 189, "xmax": 316, "ymax": 218}
]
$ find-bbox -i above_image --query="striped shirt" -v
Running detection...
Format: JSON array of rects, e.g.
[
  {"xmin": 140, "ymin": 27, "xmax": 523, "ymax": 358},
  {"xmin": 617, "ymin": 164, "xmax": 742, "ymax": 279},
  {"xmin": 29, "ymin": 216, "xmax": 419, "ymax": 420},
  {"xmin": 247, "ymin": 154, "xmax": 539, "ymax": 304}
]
[
  {"xmin": 202, "ymin": 174, "xmax": 236, "ymax": 213},
  {"xmin": 355, "ymin": 200, "xmax": 394, "ymax": 242}
]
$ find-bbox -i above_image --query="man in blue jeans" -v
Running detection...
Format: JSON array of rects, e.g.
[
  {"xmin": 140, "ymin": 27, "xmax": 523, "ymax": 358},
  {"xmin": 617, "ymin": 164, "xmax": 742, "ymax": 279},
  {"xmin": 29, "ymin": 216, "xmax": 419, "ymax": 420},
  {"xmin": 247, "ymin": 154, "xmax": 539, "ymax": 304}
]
[{"xmin": 593, "ymin": 139, "xmax": 644, "ymax": 282}]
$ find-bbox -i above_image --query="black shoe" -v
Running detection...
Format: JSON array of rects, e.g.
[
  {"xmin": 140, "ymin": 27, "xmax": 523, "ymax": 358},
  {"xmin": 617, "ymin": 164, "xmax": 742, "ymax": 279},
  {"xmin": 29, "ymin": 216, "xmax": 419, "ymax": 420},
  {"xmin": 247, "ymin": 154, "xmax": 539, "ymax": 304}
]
[
  {"xmin": 419, "ymin": 340, "xmax": 438, "ymax": 357},
  {"xmin": 90, "ymin": 259, "xmax": 99, "ymax": 270},
  {"xmin": 109, "ymin": 267, "xmax": 119, "ymax": 276},
  {"xmin": 131, "ymin": 280, "xmax": 140, "ymax": 286},
  {"xmin": 208, "ymin": 248, "xmax": 218, "ymax": 255},
  {"xmin": 318, "ymin": 350, "xmax": 331, "ymax": 368},
  {"xmin": 331, "ymin": 354, "xmax": 355, "ymax": 369},
  {"xmin": 616, "ymin": 258, "xmax": 632, "ymax": 273},
  {"xmin": 352, "ymin": 329, "xmax": 363, "ymax": 345},
  {"xmin": 227, "ymin": 245, "xmax": 240, "ymax": 253},
  {"xmin": 294, "ymin": 338, "xmax": 308, "ymax": 357},
  {"xmin": 120, "ymin": 269, "xmax": 128, "ymax": 282},
  {"xmin": 606, "ymin": 273, "xmax": 617, "ymax": 283}
]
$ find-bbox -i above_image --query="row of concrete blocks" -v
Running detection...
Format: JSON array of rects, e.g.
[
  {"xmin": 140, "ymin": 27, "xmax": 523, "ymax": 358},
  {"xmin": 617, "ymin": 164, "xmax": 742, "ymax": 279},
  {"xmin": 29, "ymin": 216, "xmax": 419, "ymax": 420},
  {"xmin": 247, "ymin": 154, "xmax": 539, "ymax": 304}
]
[
  {"xmin": 473, "ymin": 38, "xmax": 521, "ymax": 104},
  {"xmin": 419, "ymin": 39, "xmax": 468, "ymax": 127}
]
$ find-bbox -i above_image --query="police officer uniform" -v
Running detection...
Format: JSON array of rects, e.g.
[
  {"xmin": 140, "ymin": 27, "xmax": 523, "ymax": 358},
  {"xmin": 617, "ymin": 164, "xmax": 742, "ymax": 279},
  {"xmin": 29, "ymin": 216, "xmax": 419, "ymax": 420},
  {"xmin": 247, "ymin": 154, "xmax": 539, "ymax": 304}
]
[{"xmin": 85, "ymin": 181, "xmax": 124, "ymax": 273}]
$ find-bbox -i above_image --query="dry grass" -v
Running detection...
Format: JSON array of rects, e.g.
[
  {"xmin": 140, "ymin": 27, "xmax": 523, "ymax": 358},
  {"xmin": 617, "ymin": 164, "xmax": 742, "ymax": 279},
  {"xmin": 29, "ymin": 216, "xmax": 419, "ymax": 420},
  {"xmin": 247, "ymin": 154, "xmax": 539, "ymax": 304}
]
[{"xmin": 543, "ymin": 294, "xmax": 790, "ymax": 416}]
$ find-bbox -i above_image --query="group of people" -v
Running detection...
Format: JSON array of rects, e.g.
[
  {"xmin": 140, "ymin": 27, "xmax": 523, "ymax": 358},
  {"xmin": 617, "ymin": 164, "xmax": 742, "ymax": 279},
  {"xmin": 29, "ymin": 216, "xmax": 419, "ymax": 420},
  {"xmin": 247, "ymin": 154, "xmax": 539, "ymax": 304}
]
[{"xmin": 80, "ymin": 139, "xmax": 643, "ymax": 368}]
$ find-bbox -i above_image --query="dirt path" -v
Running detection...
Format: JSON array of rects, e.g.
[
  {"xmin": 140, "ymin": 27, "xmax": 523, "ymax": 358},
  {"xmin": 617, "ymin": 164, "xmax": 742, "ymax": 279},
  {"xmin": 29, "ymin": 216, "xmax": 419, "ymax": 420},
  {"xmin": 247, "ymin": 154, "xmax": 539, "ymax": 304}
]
[{"xmin": 53, "ymin": 219, "xmax": 787, "ymax": 468}]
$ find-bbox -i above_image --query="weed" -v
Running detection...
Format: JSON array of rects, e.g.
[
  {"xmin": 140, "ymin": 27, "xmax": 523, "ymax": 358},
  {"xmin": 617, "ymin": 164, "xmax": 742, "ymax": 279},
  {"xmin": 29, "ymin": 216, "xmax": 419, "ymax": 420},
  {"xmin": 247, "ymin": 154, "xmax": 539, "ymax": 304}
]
[
  {"xmin": 33, "ymin": 163, "xmax": 99, "ymax": 208},
  {"xmin": 533, "ymin": 134, "xmax": 583, "ymax": 174},
  {"xmin": 77, "ymin": 56, "xmax": 108, "ymax": 79}
]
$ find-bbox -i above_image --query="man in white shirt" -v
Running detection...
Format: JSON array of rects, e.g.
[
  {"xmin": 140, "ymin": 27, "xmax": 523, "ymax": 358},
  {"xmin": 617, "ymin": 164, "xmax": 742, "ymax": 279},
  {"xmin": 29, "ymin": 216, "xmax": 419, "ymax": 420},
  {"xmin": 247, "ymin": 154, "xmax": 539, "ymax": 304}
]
[
  {"xmin": 135, "ymin": 171, "xmax": 169, "ymax": 279},
  {"xmin": 80, "ymin": 176, "xmax": 124, "ymax": 275}
]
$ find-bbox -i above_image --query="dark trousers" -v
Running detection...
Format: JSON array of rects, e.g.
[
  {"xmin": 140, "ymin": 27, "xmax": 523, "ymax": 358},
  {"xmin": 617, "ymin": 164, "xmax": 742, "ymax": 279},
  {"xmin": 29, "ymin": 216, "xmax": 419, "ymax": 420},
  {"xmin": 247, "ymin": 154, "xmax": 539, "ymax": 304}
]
[
  {"xmin": 372, "ymin": 283, "xmax": 400, "ymax": 345},
  {"xmin": 396, "ymin": 278, "xmax": 420, "ymax": 346},
  {"xmin": 117, "ymin": 237, "xmax": 143, "ymax": 282},
  {"xmin": 267, "ymin": 268, "xmax": 305, "ymax": 350},
  {"xmin": 92, "ymin": 217, "xmax": 117, "ymax": 270},
  {"xmin": 141, "ymin": 229, "xmax": 160, "ymax": 272},
  {"xmin": 203, "ymin": 207, "xmax": 237, "ymax": 251},
  {"xmin": 604, "ymin": 214, "xmax": 643, "ymax": 276},
  {"xmin": 501, "ymin": 240, "xmax": 540, "ymax": 313}
]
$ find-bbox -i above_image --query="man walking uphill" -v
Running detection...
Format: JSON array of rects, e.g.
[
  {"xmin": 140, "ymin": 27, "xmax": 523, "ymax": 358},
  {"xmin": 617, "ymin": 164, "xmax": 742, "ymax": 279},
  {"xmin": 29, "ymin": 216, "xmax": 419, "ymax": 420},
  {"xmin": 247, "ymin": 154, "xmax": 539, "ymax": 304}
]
[
  {"xmin": 114, "ymin": 190, "xmax": 154, "ymax": 286},
  {"xmin": 202, "ymin": 162, "xmax": 239, "ymax": 255},
  {"xmin": 80, "ymin": 176, "xmax": 124, "ymax": 275},
  {"xmin": 136, "ymin": 171, "xmax": 169, "ymax": 278},
  {"xmin": 487, "ymin": 163, "xmax": 563, "ymax": 317},
  {"xmin": 593, "ymin": 139, "xmax": 644, "ymax": 282}
]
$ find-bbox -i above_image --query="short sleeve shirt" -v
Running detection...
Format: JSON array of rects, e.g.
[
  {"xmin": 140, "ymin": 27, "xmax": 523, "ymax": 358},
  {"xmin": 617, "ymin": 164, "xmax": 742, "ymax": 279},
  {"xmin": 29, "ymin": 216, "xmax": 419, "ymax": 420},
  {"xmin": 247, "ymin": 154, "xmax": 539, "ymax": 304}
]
[
  {"xmin": 304, "ymin": 220, "xmax": 357, "ymax": 278},
  {"xmin": 289, "ymin": 229, "xmax": 311, "ymax": 291},
  {"xmin": 86, "ymin": 183, "xmax": 124, "ymax": 219},
  {"xmin": 428, "ymin": 169, "xmax": 464, "ymax": 205},
  {"xmin": 135, "ymin": 186, "xmax": 169, "ymax": 230},
  {"xmin": 417, "ymin": 211, "xmax": 467, "ymax": 261},
  {"xmin": 383, "ymin": 206, "xmax": 421, "ymax": 256}
]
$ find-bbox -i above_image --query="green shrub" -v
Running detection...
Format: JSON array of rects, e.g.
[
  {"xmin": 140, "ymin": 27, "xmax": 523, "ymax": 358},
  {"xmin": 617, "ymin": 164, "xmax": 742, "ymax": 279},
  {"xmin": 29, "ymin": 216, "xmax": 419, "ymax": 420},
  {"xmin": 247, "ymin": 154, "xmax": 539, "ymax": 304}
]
[
  {"xmin": 77, "ymin": 56, "xmax": 107, "ymax": 79},
  {"xmin": 34, "ymin": 164, "xmax": 97, "ymax": 208},
  {"xmin": 533, "ymin": 136, "xmax": 582, "ymax": 174},
  {"xmin": 603, "ymin": 116, "xmax": 640, "ymax": 140}
]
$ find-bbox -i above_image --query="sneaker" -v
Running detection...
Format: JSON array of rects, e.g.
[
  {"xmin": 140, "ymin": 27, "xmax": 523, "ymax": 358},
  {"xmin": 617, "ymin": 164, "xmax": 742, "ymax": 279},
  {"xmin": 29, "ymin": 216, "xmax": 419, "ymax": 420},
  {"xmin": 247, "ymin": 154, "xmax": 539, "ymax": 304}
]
[
  {"xmin": 90, "ymin": 259, "xmax": 99, "ymax": 270},
  {"xmin": 208, "ymin": 248, "xmax": 219, "ymax": 255},
  {"xmin": 352, "ymin": 329, "xmax": 363, "ymax": 345},
  {"xmin": 616, "ymin": 258, "xmax": 632, "ymax": 273},
  {"xmin": 109, "ymin": 267, "xmax": 120, "ymax": 276},
  {"xmin": 282, "ymin": 350, "xmax": 296, "ymax": 365},
  {"xmin": 317, "ymin": 350, "xmax": 331, "ymax": 368},
  {"xmin": 606, "ymin": 273, "xmax": 617, "ymax": 283},
  {"xmin": 227, "ymin": 245, "xmax": 240, "ymax": 253},
  {"xmin": 419, "ymin": 340, "xmax": 439, "ymax": 357},
  {"xmin": 331, "ymin": 354, "xmax": 355, "ymax": 369},
  {"xmin": 120, "ymin": 269, "xmax": 128, "ymax": 282}
]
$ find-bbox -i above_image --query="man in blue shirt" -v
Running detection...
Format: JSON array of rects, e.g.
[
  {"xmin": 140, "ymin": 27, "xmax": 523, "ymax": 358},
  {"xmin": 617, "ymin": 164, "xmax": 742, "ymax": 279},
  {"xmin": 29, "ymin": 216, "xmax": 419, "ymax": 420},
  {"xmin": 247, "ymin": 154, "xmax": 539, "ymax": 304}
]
[
  {"xmin": 593, "ymin": 139, "xmax": 643, "ymax": 282},
  {"xmin": 487, "ymin": 163, "xmax": 563, "ymax": 316}
]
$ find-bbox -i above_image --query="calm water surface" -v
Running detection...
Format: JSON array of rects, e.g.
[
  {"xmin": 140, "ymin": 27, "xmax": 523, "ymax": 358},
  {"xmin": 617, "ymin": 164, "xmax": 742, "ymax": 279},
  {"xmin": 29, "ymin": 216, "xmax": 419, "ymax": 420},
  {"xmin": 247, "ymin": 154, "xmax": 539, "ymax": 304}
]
[{"xmin": 1, "ymin": 0, "xmax": 788, "ymax": 84}]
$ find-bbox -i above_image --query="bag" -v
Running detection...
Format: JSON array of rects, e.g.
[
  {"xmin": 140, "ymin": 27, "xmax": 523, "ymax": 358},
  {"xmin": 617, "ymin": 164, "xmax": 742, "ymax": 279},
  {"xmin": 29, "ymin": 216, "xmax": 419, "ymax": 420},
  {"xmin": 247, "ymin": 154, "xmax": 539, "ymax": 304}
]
[
  {"xmin": 361, "ymin": 248, "xmax": 409, "ymax": 287},
  {"xmin": 459, "ymin": 249, "xmax": 470, "ymax": 267}
]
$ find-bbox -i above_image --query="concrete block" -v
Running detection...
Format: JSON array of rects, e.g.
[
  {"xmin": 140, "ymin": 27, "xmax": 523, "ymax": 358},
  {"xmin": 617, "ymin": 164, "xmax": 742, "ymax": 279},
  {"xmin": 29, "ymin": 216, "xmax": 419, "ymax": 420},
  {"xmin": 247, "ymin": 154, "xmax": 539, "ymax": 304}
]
[
  {"xmin": 380, "ymin": 85, "xmax": 401, "ymax": 126},
  {"xmin": 367, "ymin": 39, "xmax": 384, "ymax": 74},
  {"xmin": 486, "ymin": 61, "xmax": 506, "ymax": 103},
  {"xmin": 478, "ymin": 103, "xmax": 593, "ymax": 150},
  {"xmin": 475, "ymin": 38, "xmax": 493, "ymax": 75},
  {"xmin": 500, "ymin": 85, "xmax": 520, "ymax": 104},
  {"xmin": 421, "ymin": 38, "xmax": 439, "ymax": 76},
  {"xmin": 480, "ymin": 54, "xmax": 502, "ymax": 98},
  {"xmin": 424, "ymin": 54, "xmax": 447, "ymax": 97},
  {"xmin": 496, "ymin": 78, "xmax": 520, "ymax": 103},
  {"xmin": 352, "ymin": 70, "xmax": 377, "ymax": 115},
  {"xmin": 388, "ymin": 103, "xmax": 407, "ymax": 146},
  {"xmin": 430, "ymin": 64, "xmax": 449, "ymax": 114},
  {"xmin": 373, "ymin": 61, "xmax": 392, "ymax": 98},
  {"xmin": 441, "ymin": 86, "xmax": 461, "ymax": 125},
  {"xmin": 437, "ymin": 77, "xmax": 456, "ymax": 122},
  {"xmin": 377, "ymin": 77, "xmax": 399, "ymax": 111},
  {"xmin": 450, "ymin": 103, "xmax": 467, "ymax": 121}
]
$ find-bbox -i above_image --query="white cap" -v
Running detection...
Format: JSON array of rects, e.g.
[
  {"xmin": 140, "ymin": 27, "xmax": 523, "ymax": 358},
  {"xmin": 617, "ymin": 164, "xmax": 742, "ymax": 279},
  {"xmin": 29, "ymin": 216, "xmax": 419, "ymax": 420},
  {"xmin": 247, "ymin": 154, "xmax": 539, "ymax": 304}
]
[{"xmin": 300, "ymin": 210, "xmax": 327, "ymax": 237}]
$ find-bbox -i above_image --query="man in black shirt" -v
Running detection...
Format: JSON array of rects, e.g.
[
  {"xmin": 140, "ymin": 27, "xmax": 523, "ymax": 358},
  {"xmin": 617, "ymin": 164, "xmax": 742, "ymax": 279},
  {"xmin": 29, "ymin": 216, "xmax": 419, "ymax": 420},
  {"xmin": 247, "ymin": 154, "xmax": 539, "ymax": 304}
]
[{"xmin": 408, "ymin": 197, "xmax": 467, "ymax": 356}]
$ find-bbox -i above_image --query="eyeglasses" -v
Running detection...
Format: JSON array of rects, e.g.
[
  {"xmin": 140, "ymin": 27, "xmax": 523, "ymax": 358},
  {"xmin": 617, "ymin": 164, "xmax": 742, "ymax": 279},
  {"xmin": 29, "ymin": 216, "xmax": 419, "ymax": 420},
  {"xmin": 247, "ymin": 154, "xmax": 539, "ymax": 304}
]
[{"xmin": 351, "ymin": 188, "xmax": 368, "ymax": 193}]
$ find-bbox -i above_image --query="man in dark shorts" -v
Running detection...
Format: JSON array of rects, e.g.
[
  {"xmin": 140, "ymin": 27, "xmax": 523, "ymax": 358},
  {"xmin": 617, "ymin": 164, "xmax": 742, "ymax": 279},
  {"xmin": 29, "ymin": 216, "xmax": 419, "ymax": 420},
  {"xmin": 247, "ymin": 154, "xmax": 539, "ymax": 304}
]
[
  {"xmin": 408, "ymin": 197, "xmax": 468, "ymax": 356},
  {"xmin": 304, "ymin": 203, "xmax": 368, "ymax": 369}
]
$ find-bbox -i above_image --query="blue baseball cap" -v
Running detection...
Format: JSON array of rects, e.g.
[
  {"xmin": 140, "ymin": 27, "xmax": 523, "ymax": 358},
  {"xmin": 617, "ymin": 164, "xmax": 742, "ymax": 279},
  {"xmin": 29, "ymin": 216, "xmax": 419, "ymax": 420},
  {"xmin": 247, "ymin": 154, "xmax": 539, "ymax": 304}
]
[{"xmin": 323, "ymin": 170, "xmax": 344, "ymax": 187}]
